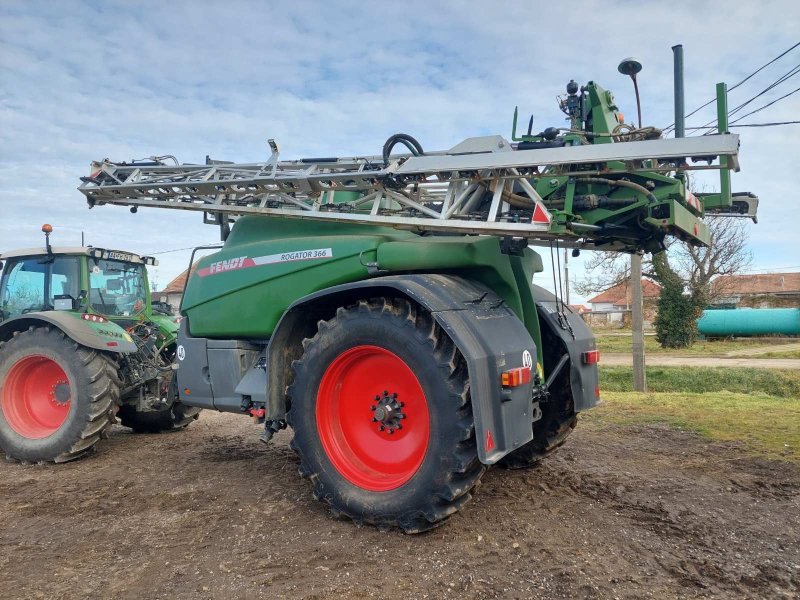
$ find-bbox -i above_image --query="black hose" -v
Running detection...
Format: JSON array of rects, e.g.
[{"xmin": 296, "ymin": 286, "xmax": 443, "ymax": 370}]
[{"xmin": 382, "ymin": 133, "xmax": 425, "ymax": 166}]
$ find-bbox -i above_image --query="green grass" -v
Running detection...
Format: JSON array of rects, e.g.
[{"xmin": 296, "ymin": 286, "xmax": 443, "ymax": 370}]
[
  {"xmin": 758, "ymin": 350, "xmax": 800, "ymax": 360},
  {"xmin": 594, "ymin": 334, "xmax": 799, "ymax": 356},
  {"xmin": 584, "ymin": 391, "xmax": 800, "ymax": 463},
  {"xmin": 599, "ymin": 366, "xmax": 800, "ymax": 398}
]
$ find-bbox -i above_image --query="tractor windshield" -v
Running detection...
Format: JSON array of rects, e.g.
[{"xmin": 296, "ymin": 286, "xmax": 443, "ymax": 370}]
[
  {"xmin": 0, "ymin": 256, "xmax": 81, "ymax": 320},
  {"xmin": 89, "ymin": 259, "xmax": 147, "ymax": 317}
]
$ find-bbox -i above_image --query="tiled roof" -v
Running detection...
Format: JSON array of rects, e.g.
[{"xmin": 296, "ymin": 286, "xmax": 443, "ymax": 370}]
[
  {"xmin": 712, "ymin": 272, "xmax": 800, "ymax": 296},
  {"xmin": 588, "ymin": 279, "xmax": 661, "ymax": 305},
  {"xmin": 158, "ymin": 262, "xmax": 199, "ymax": 294}
]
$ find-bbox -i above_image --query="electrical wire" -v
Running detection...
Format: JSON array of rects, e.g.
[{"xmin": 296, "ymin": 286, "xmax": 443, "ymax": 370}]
[
  {"xmin": 663, "ymin": 41, "xmax": 800, "ymax": 134},
  {"xmin": 684, "ymin": 121, "xmax": 800, "ymax": 128},
  {"xmin": 692, "ymin": 63, "xmax": 800, "ymax": 135},
  {"xmin": 148, "ymin": 246, "xmax": 201, "ymax": 255},
  {"xmin": 729, "ymin": 86, "xmax": 800, "ymax": 124}
]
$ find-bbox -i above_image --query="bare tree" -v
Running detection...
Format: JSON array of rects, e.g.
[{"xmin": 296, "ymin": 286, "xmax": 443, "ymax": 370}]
[{"xmin": 575, "ymin": 216, "xmax": 752, "ymax": 305}]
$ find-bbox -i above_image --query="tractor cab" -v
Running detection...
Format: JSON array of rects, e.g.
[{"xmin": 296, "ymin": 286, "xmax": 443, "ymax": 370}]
[{"xmin": 0, "ymin": 224, "xmax": 158, "ymax": 324}]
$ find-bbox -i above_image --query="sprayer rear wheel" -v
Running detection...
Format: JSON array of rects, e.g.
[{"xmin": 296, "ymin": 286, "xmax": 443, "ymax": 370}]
[{"xmin": 288, "ymin": 298, "xmax": 485, "ymax": 533}]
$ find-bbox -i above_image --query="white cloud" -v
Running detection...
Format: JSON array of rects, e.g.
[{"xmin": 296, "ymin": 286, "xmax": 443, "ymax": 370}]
[{"xmin": 1, "ymin": 0, "xmax": 799, "ymax": 300}]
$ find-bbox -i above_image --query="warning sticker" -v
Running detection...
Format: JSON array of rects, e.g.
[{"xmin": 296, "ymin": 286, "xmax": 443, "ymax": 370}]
[{"xmin": 196, "ymin": 248, "xmax": 333, "ymax": 277}]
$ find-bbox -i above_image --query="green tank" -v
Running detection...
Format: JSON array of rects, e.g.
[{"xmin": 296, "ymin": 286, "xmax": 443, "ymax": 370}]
[{"xmin": 697, "ymin": 308, "xmax": 800, "ymax": 337}]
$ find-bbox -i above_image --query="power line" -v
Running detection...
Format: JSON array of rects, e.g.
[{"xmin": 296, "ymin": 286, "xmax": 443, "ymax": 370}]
[
  {"xmin": 663, "ymin": 41, "xmax": 800, "ymax": 133},
  {"xmin": 684, "ymin": 120, "xmax": 800, "ymax": 129},
  {"xmin": 692, "ymin": 63, "xmax": 800, "ymax": 134},
  {"xmin": 729, "ymin": 86, "xmax": 800, "ymax": 124},
  {"xmin": 148, "ymin": 246, "xmax": 200, "ymax": 255}
]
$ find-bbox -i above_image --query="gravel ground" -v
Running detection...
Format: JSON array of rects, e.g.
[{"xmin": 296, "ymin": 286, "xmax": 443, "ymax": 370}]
[
  {"xmin": 601, "ymin": 354, "xmax": 800, "ymax": 369},
  {"xmin": 1, "ymin": 411, "xmax": 798, "ymax": 599}
]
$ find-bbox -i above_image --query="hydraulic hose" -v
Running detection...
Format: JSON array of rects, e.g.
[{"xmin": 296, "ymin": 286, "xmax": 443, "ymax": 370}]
[
  {"xmin": 382, "ymin": 133, "xmax": 425, "ymax": 166},
  {"xmin": 576, "ymin": 177, "xmax": 657, "ymax": 204}
]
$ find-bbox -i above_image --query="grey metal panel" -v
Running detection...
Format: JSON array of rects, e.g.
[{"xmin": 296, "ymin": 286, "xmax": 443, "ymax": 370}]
[
  {"xmin": 207, "ymin": 339, "xmax": 260, "ymax": 350},
  {"xmin": 234, "ymin": 358, "xmax": 267, "ymax": 405},
  {"xmin": 207, "ymin": 345, "xmax": 262, "ymax": 412},
  {"xmin": 175, "ymin": 320, "xmax": 214, "ymax": 409},
  {"xmin": 397, "ymin": 135, "xmax": 740, "ymax": 174}
]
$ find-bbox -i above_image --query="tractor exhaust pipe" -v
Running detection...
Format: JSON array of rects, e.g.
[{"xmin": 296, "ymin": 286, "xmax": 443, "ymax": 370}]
[{"xmin": 672, "ymin": 44, "xmax": 685, "ymax": 138}]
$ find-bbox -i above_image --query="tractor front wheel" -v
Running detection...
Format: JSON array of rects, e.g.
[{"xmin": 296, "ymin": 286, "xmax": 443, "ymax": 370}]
[
  {"xmin": 288, "ymin": 299, "xmax": 485, "ymax": 533},
  {"xmin": 0, "ymin": 326, "xmax": 120, "ymax": 463}
]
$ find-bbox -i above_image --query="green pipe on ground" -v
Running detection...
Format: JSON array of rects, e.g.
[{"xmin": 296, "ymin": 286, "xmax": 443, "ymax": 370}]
[{"xmin": 697, "ymin": 308, "xmax": 800, "ymax": 337}]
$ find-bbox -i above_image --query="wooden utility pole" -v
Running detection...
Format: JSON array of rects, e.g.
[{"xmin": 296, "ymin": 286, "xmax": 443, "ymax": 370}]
[{"xmin": 631, "ymin": 253, "xmax": 647, "ymax": 392}]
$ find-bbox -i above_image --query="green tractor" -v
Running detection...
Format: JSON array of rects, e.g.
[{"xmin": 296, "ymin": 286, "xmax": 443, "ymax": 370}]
[{"xmin": 0, "ymin": 225, "xmax": 201, "ymax": 463}]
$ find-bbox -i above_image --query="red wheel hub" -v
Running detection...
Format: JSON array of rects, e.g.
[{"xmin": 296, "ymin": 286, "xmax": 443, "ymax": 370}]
[
  {"xmin": 316, "ymin": 345, "xmax": 430, "ymax": 491},
  {"xmin": 1, "ymin": 355, "xmax": 71, "ymax": 438}
]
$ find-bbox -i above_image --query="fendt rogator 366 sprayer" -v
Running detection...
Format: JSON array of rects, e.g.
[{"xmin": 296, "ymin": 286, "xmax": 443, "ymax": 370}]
[
  {"xmin": 0, "ymin": 227, "xmax": 201, "ymax": 463},
  {"xmin": 76, "ymin": 70, "xmax": 755, "ymax": 531}
]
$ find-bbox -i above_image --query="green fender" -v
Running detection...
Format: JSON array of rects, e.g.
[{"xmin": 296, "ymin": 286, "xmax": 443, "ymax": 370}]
[{"xmin": 0, "ymin": 312, "xmax": 138, "ymax": 353}]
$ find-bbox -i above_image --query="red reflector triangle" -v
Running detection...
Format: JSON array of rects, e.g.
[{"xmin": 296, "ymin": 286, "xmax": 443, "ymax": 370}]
[
  {"xmin": 532, "ymin": 203, "xmax": 550, "ymax": 224},
  {"xmin": 485, "ymin": 430, "xmax": 495, "ymax": 452}
]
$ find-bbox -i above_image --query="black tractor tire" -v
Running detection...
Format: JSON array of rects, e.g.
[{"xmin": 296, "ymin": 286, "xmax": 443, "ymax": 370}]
[
  {"xmin": 118, "ymin": 402, "xmax": 202, "ymax": 433},
  {"xmin": 287, "ymin": 298, "xmax": 486, "ymax": 533},
  {"xmin": 0, "ymin": 326, "xmax": 120, "ymax": 463}
]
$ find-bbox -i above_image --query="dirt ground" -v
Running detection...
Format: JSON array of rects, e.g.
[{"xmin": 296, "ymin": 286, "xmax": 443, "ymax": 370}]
[
  {"xmin": 1, "ymin": 412, "xmax": 798, "ymax": 600},
  {"xmin": 601, "ymin": 354, "xmax": 800, "ymax": 369}
]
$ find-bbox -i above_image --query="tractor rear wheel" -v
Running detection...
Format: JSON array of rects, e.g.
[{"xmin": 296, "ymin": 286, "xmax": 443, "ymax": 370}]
[
  {"xmin": 0, "ymin": 326, "xmax": 120, "ymax": 463},
  {"xmin": 288, "ymin": 298, "xmax": 485, "ymax": 533},
  {"xmin": 118, "ymin": 401, "xmax": 202, "ymax": 433}
]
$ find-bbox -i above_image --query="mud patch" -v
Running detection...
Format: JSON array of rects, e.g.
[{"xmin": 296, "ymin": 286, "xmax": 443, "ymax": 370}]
[{"xmin": 1, "ymin": 412, "xmax": 798, "ymax": 599}]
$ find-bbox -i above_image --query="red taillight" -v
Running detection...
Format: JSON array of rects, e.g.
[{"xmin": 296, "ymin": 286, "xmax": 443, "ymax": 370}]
[
  {"xmin": 501, "ymin": 366, "xmax": 532, "ymax": 388},
  {"xmin": 582, "ymin": 350, "xmax": 600, "ymax": 365},
  {"xmin": 82, "ymin": 313, "xmax": 108, "ymax": 324}
]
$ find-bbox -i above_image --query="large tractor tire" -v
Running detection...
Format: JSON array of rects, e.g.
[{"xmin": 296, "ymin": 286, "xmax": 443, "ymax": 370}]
[
  {"xmin": 118, "ymin": 402, "xmax": 201, "ymax": 433},
  {"xmin": 288, "ymin": 298, "xmax": 485, "ymax": 533},
  {"xmin": 0, "ymin": 326, "xmax": 120, "ymax": 463}
]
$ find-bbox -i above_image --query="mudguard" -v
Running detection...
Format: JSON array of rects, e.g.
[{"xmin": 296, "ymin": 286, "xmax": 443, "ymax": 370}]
[
  {"xmin": 269, "ymin": 274, "xmax": 540, "ymax": 464},
  {"xmin": 0, "ymin": 312, "xmax": 137, "ymax": 353},
  {"xmin": 532, "ymin": 285, "xmax": 600, "ymax": 412}
]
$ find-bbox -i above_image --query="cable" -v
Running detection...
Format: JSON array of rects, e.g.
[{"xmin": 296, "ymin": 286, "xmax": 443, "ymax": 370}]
[
  {"xmin": 691, "ymin": 63, "xmax": 800, "ymax": 135},
  {"xmin": 148, "ymin": 246, "xmax": 199, "ymax": 255},
  {"xmin": 684, "ymin": 120, "xmax": 800, "ymax": 129},
  {"xmin": 663, "ymin": 41, "xmax": 800, "ymax": 133},
  {"xmin": 729, "ymin": 86, "xmax": 800, "ymax": 124}
]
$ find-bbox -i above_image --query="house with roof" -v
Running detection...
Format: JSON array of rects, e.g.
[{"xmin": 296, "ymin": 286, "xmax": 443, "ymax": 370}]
[
  {"xmin": 152, "ymin": 263, "xmax": 198, "ymax": 315},
  {"xmin": 711, "ymin": 272, "xmax": 800, "ymax": 308},
  {"xmin": 587, "ymin": 278, "xmax": 661, "ymax": 326}
]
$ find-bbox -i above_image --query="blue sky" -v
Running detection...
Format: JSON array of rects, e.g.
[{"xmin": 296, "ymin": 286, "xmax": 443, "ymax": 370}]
[{"xmin": 1, "ymin": 1, "xmax": 798, "ymax": 301}]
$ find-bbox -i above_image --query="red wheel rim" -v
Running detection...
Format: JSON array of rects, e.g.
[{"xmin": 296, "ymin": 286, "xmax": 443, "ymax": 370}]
[
  {"xmin": 316, "ymin": 345, "xmax": 430, "ymax": 491},
  {"xmin": 1, "ymin": 355, "xmax": 71, "ymax": 438}
]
